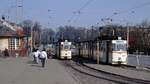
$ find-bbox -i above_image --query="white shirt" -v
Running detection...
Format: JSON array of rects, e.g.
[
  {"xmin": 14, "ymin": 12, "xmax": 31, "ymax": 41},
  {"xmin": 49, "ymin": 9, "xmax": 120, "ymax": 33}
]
[
  {"xmin": 34, "ymin": 50, "xmax": 40, "ymax": 58},
  {"xmin": 40, "ymin": 51, "xmax": 47, "ymax": 59}
]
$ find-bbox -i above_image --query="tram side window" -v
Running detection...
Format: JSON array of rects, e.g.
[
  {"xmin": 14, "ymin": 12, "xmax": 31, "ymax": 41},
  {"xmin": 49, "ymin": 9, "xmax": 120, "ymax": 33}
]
[{"xmin": 100, "ymin": 42, "xmax": 107, "ymax": 52}]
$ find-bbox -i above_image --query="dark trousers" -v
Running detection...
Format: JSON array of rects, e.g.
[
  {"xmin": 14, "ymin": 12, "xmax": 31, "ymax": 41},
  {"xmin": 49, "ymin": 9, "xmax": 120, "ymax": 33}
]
[
  {"xmin": 41, "ymin": 58, "xmax": 46, "ymax": 68},
  {"xmin": 33, "ymin": 55, "xmax": 36, "ymax": 62}
]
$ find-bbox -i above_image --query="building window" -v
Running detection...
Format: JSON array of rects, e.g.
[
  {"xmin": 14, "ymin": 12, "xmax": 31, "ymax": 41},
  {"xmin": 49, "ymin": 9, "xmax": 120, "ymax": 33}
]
[{"xmin": 9, "ymin": 38, "xmax": 19, "ymax": 50}]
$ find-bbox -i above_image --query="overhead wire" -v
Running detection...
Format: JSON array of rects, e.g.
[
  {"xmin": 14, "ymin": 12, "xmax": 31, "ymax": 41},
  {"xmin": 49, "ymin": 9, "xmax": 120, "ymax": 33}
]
[
  {"xmin": 95, "ymin": 1, "xmax": 150, "ymax": 27},
  {"xmin": 78, "ymin": 0, "xmax": 95, "ymax": 11},
  {"xmin": 2, "ymin": 0, "xmax": 14, "ymax": 20},
  {"xmin": 110, "ymin": 1, "xmax": 150, "ymax": 18},
  {"xmin": 67, "ymin": 0, "xmax": 95, "ymax": 24}
]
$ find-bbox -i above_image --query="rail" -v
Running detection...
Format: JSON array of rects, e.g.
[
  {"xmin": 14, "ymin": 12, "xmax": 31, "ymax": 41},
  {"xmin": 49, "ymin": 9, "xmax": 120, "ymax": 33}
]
[{"xmin": 61, "ymin": 60, "xmax": 150, "ymax": 84}]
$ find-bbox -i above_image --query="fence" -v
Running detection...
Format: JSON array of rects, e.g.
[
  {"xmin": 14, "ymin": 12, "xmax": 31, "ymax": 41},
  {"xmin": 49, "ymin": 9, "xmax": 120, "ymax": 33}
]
[{"xmin": 0, "ymin": 49, "xmax": 28, "ymax": 57}]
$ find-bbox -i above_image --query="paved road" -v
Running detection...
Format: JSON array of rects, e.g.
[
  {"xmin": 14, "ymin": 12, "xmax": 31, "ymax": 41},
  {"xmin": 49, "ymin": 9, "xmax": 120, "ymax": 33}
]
[{"xmin": 0, "ymin": 57, "xmax": 78, "ymax": 84}]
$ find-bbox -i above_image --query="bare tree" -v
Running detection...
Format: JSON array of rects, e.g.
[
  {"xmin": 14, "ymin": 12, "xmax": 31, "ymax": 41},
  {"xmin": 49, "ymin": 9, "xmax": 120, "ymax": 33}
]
[
  {"xmin": 20, "ymin": 20, "xmax": 34, "ymax": 53},
  {"xmin": 21, "ymin": 20, "xmax": 33, "ymax": 36},
  {"xmin": 32, "ymin": 22, "xmax": 41, "ymax": 47},
  {"xmin": 41, "ymin": 28, "xmax": 55, "ymax": 44},
  {"xmin": 140, "ymin": 19, "xmax": 150, "ymax": 28}
]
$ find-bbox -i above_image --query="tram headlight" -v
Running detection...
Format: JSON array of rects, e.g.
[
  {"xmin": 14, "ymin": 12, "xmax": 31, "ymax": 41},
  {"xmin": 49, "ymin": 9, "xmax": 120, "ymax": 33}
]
[{"xmin": 122, "ymin": 54, "xmax": 127, "ymax": 57}]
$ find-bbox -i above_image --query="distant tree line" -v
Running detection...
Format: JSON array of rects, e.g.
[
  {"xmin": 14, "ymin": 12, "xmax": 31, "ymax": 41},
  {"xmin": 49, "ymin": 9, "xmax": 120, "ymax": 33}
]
[
  {"xmin": 20, "ymin": 20, "xmax": 55, "ymax": 47},
  {"xmin": 20, "ymin": 19, "xmax": 150, "ymax": 55}
]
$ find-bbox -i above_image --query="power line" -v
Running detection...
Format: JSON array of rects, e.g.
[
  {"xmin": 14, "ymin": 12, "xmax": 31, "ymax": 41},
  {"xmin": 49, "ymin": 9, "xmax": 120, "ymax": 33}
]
[
  {"xmin": 67, "ymin": 0, "xmax": 95, "ymax": 23},
  {"xmin": 78, "ymin": 0, "xmax": 95, "ymax": 11},
  {"xmin": 2, "ymin": 0, "xmax": 16, "ymax": 21},
  {"xmin": 95, "ymin": 1, "xmax": 150, "ymax": 27},
  {"xmin": 110, "ymin": 1, "xmax": 150, "ymax": 18}
]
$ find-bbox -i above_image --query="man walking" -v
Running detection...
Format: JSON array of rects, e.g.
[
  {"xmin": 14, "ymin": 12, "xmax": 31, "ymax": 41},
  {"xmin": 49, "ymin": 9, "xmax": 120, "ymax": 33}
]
[
  {"xmin": 34, "ymin": 49, "xmax": 40, "ymax": 64},
  {"xmin": 32, "ymin": 48, "xmax": 36, "ymax": 62},
  {"xmin": 40, "ymin": 48, "xmax": 47, "ymax": 68},
  {"xmin": 4, "ymin": 48, "xmax": 9, "ymax": 57}
]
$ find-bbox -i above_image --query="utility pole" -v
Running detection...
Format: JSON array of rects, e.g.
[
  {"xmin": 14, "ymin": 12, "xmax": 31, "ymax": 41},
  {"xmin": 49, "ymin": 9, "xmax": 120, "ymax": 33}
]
[
  {"xmin": 97, "ymin": 40, "xmax": 99, "ymax": 64},
  {"xmin": 91, "ymin": 26, "xmax": 94, "ymax": 40},
  {"xmin": 30, "ymin": 25, "xmax": 33, "ymax": 54},
  {"xmin": 16, "ymin": 0, "xmax": 23, "ymax": 23},
  {"xmin": 127, "ymin": 24, "xmax": 129, "ymax": 49}
]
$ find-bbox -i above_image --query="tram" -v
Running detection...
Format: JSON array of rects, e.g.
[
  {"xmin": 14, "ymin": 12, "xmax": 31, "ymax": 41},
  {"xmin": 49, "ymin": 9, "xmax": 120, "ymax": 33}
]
[
  {"xmin": 56, "ymin": 40, "xmax": 72, "ymax": 59},
  {"xmin": 79, "ymin": 36, "xmax": 128, "ymax": 64},
  {"xmin": 111, "ymin": 38, "xmax": 127, "ymax": 64},
  {"xmin": 97, "ymin": 37, "xmax": 127, "ymax": 64}
]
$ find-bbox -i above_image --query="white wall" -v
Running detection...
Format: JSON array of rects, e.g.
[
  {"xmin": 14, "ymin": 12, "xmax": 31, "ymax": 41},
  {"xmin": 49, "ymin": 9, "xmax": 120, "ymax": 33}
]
[{"xmin": 0, "ymin": 38, "xmax": 8, "ymax": 50}]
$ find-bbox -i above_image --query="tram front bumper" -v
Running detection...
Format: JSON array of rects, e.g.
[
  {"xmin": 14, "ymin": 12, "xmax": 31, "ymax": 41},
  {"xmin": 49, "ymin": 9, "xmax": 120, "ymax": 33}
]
[{"xmin": 60, "ymin": 56, "xmax": 72, "ymax": 59}]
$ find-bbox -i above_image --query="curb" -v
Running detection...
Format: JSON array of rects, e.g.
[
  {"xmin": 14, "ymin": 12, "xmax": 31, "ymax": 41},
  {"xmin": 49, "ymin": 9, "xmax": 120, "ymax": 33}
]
[{"xmin": 82, "ymin": 63, "xmax": 150, "ymax": 82}]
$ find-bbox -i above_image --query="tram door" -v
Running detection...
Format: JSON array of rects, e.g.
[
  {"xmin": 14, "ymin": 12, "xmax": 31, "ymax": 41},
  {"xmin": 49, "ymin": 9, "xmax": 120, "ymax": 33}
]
[{"xmin": 99, "ymin": 40, "xmax": 112, "ymax": 64}]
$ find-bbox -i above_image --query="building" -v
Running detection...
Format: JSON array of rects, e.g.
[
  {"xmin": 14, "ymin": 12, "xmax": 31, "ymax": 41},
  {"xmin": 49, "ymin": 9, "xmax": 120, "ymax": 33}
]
[{"xmin": 0, "ymin": 20, "xmax": 29, "ymax": 57}]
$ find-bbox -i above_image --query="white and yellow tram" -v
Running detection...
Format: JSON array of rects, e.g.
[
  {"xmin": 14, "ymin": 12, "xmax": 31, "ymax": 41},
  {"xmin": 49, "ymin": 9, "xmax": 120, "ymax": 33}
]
[
  {"xmin": 56, "ymin": 40, "xmax": 72, "ymax": 59},
  {"xmin": 78, "ymin": 37, "xmax": 128, "ymax": 64},
  {"xmin": 97, "ymin": 38, "xmax": 127, "ymax": 64},
  {"xmin": 111, "ymin": 39, "xmax": 127, "ymax": 64}
]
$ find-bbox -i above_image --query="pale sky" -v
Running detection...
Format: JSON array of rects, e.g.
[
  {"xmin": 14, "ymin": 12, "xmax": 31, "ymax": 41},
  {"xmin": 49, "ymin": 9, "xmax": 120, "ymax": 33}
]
[{"xmin": 0, "ymin": 0, "xmax": 150, "ymax": 28}]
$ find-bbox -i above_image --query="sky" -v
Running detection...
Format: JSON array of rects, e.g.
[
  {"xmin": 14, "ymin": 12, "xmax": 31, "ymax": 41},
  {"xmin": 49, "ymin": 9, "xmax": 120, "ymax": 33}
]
[{"xmin": 0, "ymin": 0, "xmax": 150, "ymax": 28}]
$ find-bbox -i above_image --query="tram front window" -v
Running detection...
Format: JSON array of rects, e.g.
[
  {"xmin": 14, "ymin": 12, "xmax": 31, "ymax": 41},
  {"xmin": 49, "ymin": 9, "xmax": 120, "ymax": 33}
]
[
  {"xmin": 113, "ymin": 44, "xmax": 126, "ymax": 51},
  {"xmin": 64, "ymin": 45, "xmax": 70, "ymax": 50}
]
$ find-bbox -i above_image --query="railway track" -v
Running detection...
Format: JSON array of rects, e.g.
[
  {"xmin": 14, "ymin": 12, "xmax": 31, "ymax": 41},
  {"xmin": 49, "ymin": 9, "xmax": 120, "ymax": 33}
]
[
  {"xmin": 118, "ymin": 64, "xmax": 150, "ymax": 72},
  {"xmin": 74, "ymin": 57, "xmax": 150, "ymax": 72},
  {"xmin": 61, "ymin": 60, "xmax": 150, "ymax": 84}
]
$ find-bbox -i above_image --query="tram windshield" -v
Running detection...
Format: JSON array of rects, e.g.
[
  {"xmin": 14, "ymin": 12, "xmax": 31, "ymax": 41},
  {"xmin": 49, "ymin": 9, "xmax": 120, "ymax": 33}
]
[
  {"xmin": 113, "ymin": 43, "xmax": 127, "ymax": 51},
  {"xmin": 63, "ymin": 44, "xmax": 71, "ymax": 50}
]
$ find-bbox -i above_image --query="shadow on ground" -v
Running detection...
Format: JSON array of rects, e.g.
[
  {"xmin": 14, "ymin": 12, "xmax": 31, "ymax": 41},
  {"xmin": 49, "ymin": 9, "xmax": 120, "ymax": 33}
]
[
  {"xmin": 30, "ymin": 64, "xmax": 42, "ymax": 68},
  {"xmin": 72, "ymin": 56, "xmax": 97, "ymax": 64},
  {"xmin": 27, "ymin": 60, "xmax": 37, "ymax": 64}
]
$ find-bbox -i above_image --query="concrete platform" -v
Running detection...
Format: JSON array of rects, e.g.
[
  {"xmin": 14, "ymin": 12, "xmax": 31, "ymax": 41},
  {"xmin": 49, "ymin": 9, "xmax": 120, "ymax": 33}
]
[
  {"xmin": 83, "ymin": 62, "xmax": 150, "ymax": 81},
  {"xmin": 0, "ymin": 57, "xmax": 78, "ymax": 84}
]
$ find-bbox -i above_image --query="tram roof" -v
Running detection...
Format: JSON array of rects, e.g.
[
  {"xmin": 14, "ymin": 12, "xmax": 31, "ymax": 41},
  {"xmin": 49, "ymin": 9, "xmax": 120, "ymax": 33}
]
[
  {"xmin": 77, "ymin": 36, "xmax": 126, "ymax": 43},
  {"xmin": 97, "ymin": 36, "xmax": 118, "ymax": 40}
]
